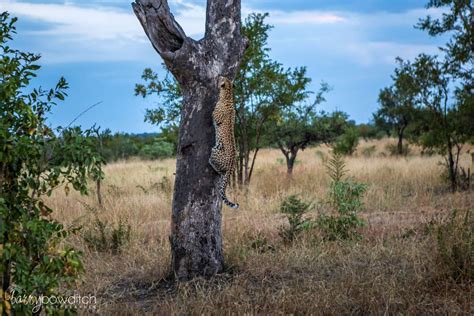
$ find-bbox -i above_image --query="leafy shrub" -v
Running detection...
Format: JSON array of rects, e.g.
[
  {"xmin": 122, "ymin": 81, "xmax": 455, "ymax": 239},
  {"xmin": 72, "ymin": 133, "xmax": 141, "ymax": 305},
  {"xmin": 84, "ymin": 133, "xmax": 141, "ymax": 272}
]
[
  {"xmin": 317, "ymin": 152, "xmax": 366, "ymax": 240},
  {"xmin": 278, "ymin": 195, "xmax": 312, "ymax": 243},
  {"xmin": 83, "ymin": 218, "xmax": 131, "ymax": 255},
  {"xmin": 139, "ymin": 141, "xmax": 174, "ymax": 160},
  {"xmin": 318, "ymin": 181, "xmax": 367, "ymax": 241},
  {"xmin": 0, "ymin": 13, "xmax": 104, "ymax": 314},
  {"xmin": 385, "ymin": 143, "xmax": 411, "ymax": 156},
  {"xmin": 333, "ymin": 126, "xmax": 359, "ymax": 155},
  {"xmin": 436, "ymin": 209, "xmax": 473, "ymax": 282},
  {"xmin": 102, "ymin": 136, "xmax": 139, "ymax": 162}
]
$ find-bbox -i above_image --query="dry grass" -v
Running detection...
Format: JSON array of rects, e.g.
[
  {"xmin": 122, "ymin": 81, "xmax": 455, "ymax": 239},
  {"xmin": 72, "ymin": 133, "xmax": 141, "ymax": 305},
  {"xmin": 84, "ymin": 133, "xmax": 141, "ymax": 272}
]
[{"xmin": 47, "ymin": 138, "xmax": 473, "ymax": 315}]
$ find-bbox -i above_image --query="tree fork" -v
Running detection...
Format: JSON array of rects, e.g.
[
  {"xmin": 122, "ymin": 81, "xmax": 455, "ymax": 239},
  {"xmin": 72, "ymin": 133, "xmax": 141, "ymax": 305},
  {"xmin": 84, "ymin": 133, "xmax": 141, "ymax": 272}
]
[{"xmin": 132, "ymin": 0, "xmax": 247, "ymax": 280}]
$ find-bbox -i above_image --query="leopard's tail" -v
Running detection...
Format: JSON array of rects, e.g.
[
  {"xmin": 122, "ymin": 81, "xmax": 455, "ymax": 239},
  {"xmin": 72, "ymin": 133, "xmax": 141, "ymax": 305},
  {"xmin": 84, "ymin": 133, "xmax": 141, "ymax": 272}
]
[{"xmin": 219, "ymin": 171, "xmax": 239, "ymax": 209}]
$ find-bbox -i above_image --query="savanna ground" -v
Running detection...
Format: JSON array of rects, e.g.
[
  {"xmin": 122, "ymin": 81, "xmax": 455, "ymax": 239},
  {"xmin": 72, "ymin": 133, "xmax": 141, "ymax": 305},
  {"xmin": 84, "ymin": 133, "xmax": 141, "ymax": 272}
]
[{"xmin": 48, "ymin": 138, "xmax": 473, "ymax": 315}]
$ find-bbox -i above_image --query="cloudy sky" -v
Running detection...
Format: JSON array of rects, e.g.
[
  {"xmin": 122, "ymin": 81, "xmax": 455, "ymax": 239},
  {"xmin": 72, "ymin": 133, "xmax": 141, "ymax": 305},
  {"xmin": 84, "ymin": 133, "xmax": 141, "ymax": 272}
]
[{"xmin": 1, "ymin": 0, "xmax": 445, "ymax": 133}]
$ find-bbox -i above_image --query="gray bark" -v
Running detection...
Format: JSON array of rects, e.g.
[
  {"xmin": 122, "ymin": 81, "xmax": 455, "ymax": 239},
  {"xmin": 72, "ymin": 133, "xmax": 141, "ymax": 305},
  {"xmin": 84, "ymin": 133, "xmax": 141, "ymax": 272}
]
[{"xmin": 132, "ymin": 0, "xmax": 247, "ymax": 280}]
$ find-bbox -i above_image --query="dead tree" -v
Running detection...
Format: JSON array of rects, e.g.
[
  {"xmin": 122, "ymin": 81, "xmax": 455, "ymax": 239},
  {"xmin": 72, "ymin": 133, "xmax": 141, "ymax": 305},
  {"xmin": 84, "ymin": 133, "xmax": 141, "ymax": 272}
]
[{"xmin": 132, "ymin": 0, "xmax": 247, "ymax": 280}]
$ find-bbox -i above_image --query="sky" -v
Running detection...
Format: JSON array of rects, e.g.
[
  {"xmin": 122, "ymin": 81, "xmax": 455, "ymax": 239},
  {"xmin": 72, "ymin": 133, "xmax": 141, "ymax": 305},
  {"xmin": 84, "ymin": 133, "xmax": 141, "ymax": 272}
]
[{"xmin": 1, "ymin": 0, "xmax": 446, "ymax": 133}]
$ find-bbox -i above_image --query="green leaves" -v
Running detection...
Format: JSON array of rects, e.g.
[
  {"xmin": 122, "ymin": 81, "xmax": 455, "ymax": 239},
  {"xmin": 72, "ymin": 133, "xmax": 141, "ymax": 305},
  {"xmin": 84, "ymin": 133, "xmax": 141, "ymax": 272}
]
[
  {"xmin": 416, "ymin": 0, "xmax": 473, "ymax": 85},
  {"xmin": 134, "ymin": 66, "xmax": 182, "ymax": 128},
  {"xmin": 278, "ymin": 195, "xmax": 312, "ymax": 243},
  {"xmin": 1, "ymin": 13, "xmax": 104, "ymax": 314},
  {"xmin": 318, "ymin": 151, "xmax": 367, "ymax": 241}
]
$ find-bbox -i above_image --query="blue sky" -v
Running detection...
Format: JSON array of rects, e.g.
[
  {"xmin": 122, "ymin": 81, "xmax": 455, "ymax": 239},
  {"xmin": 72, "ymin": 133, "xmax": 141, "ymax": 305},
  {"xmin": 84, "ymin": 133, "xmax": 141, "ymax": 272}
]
[{"xmin": 1, "ymin": 0, "xmax": 445, "ymax": 133}]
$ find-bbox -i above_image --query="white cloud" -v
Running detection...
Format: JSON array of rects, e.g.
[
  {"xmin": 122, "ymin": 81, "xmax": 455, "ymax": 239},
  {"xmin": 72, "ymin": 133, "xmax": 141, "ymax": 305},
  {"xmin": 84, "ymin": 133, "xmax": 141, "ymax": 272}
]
[
  {"xmin": 1, "ymin": 0, "xmax": 209, "ymax": 38},
  {"xmin": 242, "ymin": 7, "xmax": 347, "ymax": 25},
  {"xmin": 2, "ymin": 0, "xmax": 145, "ymax": 40},
  {"xmin": 0, "ymin": 0, "xmax": 207, "ymax": 62},
  {"xmin": 267, "ymin": 7, "xmax": 444, "ymax": 67},
  {"xmin": 0, "ymin": 0, "xmax": 444, "ymax": 65}
]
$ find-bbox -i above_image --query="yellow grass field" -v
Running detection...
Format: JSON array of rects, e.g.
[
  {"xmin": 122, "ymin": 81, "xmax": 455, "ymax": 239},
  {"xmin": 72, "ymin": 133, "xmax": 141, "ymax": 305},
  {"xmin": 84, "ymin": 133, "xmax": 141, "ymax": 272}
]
[{"xmin": 48, "ymin": 138, "xmax": 473, "ymax": 314}]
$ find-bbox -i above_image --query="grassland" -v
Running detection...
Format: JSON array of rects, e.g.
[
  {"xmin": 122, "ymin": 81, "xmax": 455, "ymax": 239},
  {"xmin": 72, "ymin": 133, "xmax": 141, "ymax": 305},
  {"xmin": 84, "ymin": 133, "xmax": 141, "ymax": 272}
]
[{"xmin": 48, "ymin": 138, "xmax": 473, "ymax": 315}]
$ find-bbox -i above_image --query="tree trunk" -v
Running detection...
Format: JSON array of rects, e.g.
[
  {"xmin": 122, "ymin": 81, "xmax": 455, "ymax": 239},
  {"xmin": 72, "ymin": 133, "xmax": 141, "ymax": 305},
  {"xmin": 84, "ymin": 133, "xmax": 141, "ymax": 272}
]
[
  {"xmin": 280, "ymin": 147, "xmax": 299, "ymax": 176},
  {"xmin": 286, "ymin": 158, "xmax": 294, "ymax": 175},
  {"xmin": 133, "ymin": 0, "xmax": 247, "ymax": 280},
  {"xmin": 287, "ymin": 149, "xmax": 299, "ymax": 176},
  {"xmin": 447, "ymin": 143, "xmax": 457, "ymax": 193},
  {"xmin": 397, "ymin": 132, "xmax": 403, "ymax": 155},
  {"xmin": 397, "ymin": 125, "xmax": 407, "ymax": 156}
]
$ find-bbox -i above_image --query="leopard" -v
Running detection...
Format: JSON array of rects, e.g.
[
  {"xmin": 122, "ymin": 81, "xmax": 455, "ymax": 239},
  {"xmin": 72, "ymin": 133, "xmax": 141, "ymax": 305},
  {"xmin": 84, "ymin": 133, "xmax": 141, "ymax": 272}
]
[{"xmin": 209, "ymin": 76, "xmax": 239, "ymax": 209}]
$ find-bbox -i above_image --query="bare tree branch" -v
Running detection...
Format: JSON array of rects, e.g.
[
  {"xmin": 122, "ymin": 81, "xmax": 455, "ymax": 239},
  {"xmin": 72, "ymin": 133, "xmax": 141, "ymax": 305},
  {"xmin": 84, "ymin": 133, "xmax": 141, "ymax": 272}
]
[{"xmin": 132, "ymin": 0, "xmax": 187, "ymax": 60}]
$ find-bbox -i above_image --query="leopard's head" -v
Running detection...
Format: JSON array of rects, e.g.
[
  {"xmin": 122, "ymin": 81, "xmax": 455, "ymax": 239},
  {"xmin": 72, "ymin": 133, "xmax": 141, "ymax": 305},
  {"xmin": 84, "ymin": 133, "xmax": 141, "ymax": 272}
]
[{"xmin": 218, "ymin": 76, "xmax": 232, "ymax": 91}]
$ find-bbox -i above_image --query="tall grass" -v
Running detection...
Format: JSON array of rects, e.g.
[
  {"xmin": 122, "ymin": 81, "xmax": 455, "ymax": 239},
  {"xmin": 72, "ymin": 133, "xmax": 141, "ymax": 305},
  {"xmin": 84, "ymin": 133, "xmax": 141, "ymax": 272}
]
[{"xmin": 47, "ymin": 138, "xmax": 473, "ymax": 314}]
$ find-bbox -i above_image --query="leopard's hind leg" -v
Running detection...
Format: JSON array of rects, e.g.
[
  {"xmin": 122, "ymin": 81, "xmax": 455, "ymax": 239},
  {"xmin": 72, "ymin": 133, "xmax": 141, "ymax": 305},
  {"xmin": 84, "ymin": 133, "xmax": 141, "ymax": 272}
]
[{"xmin": 209, "ymin": 147, "xmax": 226, "ymax": 174}]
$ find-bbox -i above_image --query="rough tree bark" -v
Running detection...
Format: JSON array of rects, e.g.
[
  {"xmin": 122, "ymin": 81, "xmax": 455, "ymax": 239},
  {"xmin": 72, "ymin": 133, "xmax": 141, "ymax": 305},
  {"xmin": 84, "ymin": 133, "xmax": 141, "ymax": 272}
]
[{"xmin": 132, "ymin": 0, "xmax": 247, "ymax": 280}]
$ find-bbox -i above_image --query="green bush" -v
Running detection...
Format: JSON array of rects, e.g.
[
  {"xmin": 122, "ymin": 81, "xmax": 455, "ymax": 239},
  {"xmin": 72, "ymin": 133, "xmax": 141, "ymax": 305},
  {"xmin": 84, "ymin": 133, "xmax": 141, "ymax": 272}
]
[
  {"xmin": 83, "ymin": 218, "xmax": 131, "ymax": 255},
  {"xmin": 318, "ymin": 181, "xmax": 367, "ymax": 241},
  {"xmin": 278, "ymin": 195, "xmax": 312, "ymax": 243},
  {"xmin": 333, "ymin": 126, "xmax": 359, "ymax": 155},
  {"xmin": 1, "ymin": 13, "xmax": 104, "ymax": 314},
  {"xmin": 102, "ymin": 137, "xmax": 139, "ymax": 161},
  {"xmin": 436, "ymin": 209, "xmax": 473, "ymax": 282},
  {"xmin": 317, "ymin": 152, "xmax": 366, "ymax": 240},
  {"xmin": 139, "ymin": 141, "xmax": 174, "ymax": 160},
  {"xmin": 385, "ymin": 143, "xmax": 411, "ymax": 156}
]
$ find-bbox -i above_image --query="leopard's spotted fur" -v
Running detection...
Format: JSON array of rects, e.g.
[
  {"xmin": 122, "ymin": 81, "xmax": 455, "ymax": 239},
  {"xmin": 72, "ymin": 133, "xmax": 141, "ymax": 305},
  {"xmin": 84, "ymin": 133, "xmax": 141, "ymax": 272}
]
[{"xmin": 209, "ymin": 76, "xmax": 239, "ymax": 209}]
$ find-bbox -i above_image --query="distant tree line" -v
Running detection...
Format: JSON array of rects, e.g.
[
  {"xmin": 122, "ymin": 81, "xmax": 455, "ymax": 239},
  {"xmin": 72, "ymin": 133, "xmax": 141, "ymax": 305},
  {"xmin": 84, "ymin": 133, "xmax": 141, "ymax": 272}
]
[{"xmin": 95, "ymin": 130, "xmax": 176, "ymax": 162}]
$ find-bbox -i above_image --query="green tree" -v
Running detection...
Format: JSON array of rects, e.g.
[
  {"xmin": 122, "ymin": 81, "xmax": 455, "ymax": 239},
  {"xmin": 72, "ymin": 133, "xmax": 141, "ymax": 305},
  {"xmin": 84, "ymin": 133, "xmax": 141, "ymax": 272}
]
[
  {"xmin": 234, "ymin": 13, "xmax": 311, "ymax": 184},
  {"xmin": 374, "ymin": 58, "xmax": 419, "ymax": 155},
  {"xmin": 333, "ymin": 122, "xmax": 359, "ymax": 156},
  {"xmin": 417, "ymin": 0, "xmax": 473, "ymax": 94},
  {"xmin": 135, "ymin": 67, "xmax": 182, "ymax": 129},
  {"xmin": 0, "ymin": 13, "xmax": 104, "ymax": 313},
  {"xmin": 412, "ymin": 0, "xmax": 473, "ymax": 191},
  {"xmin": 357, "ymin": 122, "xmax": 383, "ymax": 140},
  {"xmin": 411, "ymin": 54, "xmax": 471, "ymax": 192},
  {"xmin": 270, "ymin": 82, "xmax": 349, "ymax": 175}
]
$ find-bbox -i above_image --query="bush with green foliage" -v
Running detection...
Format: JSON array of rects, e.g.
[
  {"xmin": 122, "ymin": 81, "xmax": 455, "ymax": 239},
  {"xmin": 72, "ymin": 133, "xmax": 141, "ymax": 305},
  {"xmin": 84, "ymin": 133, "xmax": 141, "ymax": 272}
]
[
  {"xmin": 0, "ymin": 13, "xmax": 104, "ymax": 314},
  {"xmin": 278, "ymin": 195, "xmax": 312, "ymax": 243},
  {"xmin": 333, "ymin": 126, "xmax": 359, "ymax": 155},
  {"xmin": 139, "ymin": 140, "xmax": 174, "ymax": 160},
  {"xmin": 386, "ymin": 143, "xmax": 411, "ymax": 156},
  {"xmin": 436, "ymin": 209, "xmax": 473, "ymax": 282},
  {"xmin": 83, "ymin": 218, "xmax": 131, "ymax": 255},
  {"xmin": 317, "ymin": 152, "xmax": 366, "ymax": 240}
]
